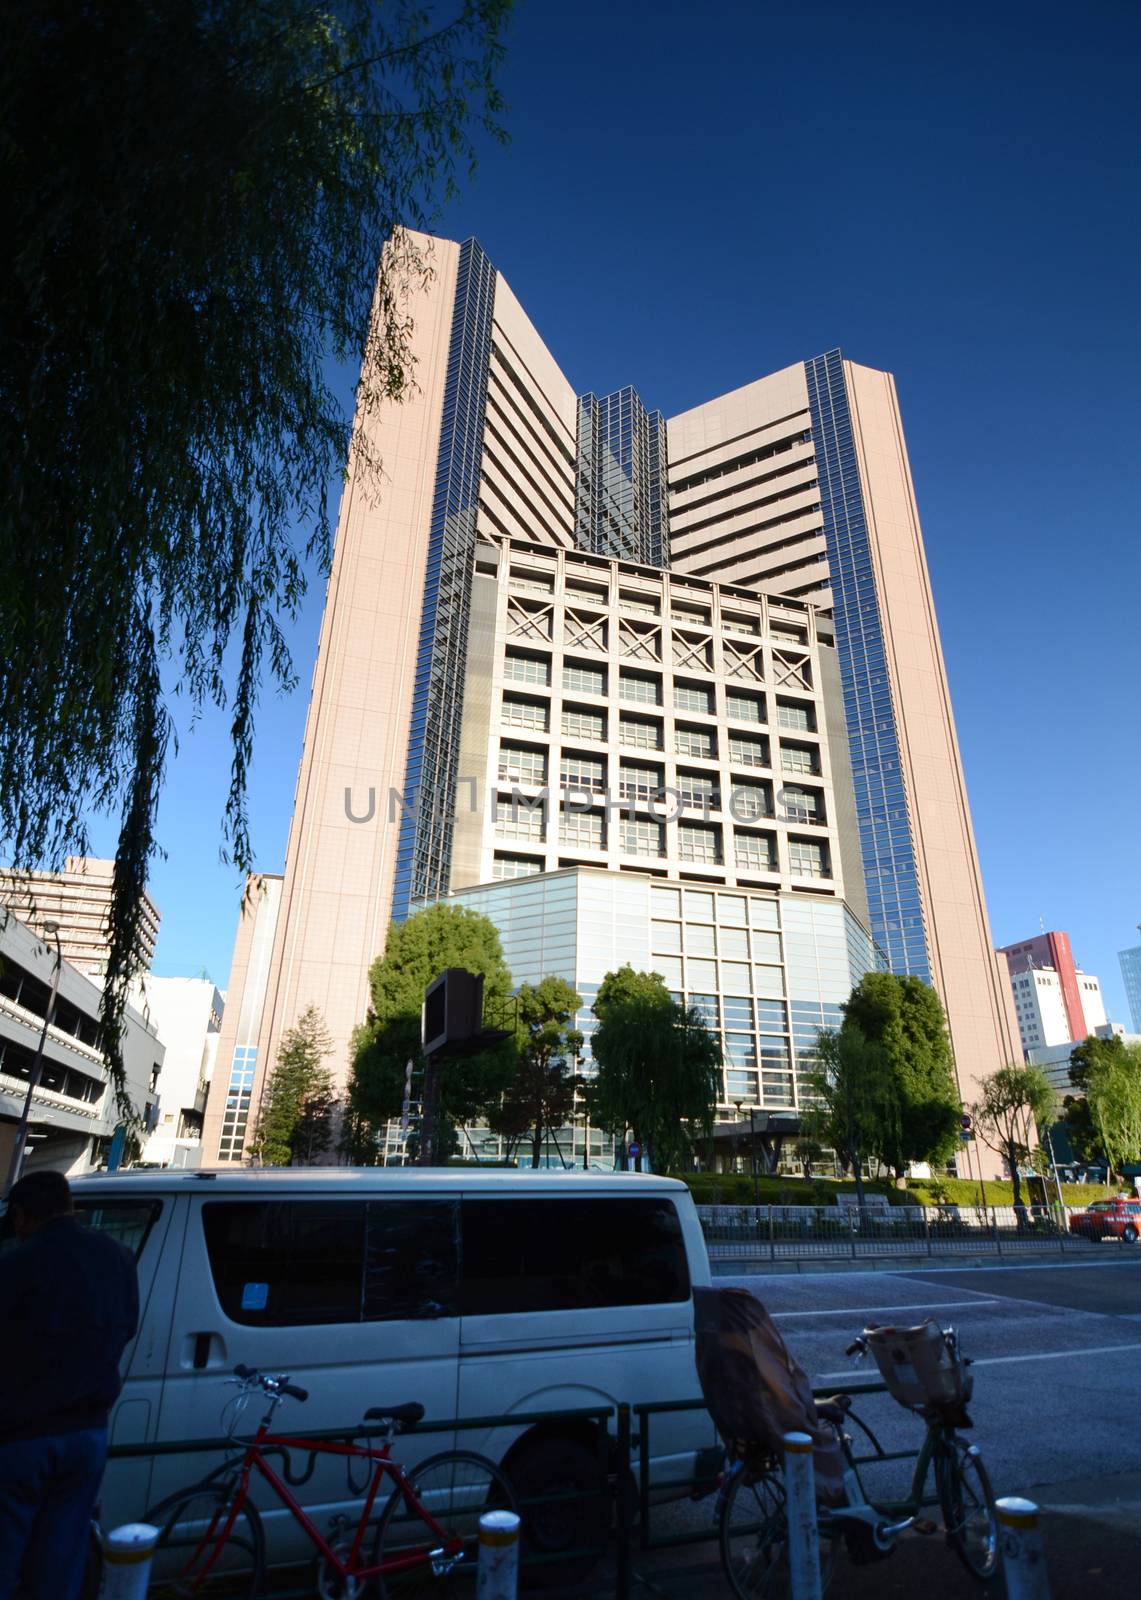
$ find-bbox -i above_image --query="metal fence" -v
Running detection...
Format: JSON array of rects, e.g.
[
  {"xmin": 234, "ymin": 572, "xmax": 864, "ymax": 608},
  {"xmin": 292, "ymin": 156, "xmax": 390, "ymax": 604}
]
[{"xmin": 698, "ymin": 1203, "xmax": 1096, "ymax": 1262}]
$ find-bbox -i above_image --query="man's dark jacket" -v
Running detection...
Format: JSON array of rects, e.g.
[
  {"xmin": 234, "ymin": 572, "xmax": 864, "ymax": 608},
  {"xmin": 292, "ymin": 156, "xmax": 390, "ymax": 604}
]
[{"xmin": 0, "ymin": 1215, "xmax": 139, "ymax": 1443}]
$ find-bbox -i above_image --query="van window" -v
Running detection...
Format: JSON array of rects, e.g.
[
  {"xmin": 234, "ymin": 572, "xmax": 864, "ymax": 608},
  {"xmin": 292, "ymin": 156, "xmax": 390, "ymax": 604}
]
[
  {"xmin": 74, "ymin": 1200, "xmax": 162, "ymax": 1258},
  {"xmin": 202, "ymin": 1200, "xmax": 459, "ymax": 1326},
  {"xmin": 461, "ymin": 1198, "xmax": 689, "ymax": 1315}
]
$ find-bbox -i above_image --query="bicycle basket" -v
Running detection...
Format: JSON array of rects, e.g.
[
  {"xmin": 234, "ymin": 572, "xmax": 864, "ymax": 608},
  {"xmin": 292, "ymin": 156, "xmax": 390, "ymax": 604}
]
[{"xmin": 863, "ymin": 1321, "xmax": 973, "ymax": 1415}]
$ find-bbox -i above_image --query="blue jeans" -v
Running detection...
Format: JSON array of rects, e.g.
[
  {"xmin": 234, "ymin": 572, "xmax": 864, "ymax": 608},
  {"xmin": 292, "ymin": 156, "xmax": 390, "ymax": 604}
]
[{"xmin": 0, "ymin": 1428, "xmax": 106, "ymax": 1600}]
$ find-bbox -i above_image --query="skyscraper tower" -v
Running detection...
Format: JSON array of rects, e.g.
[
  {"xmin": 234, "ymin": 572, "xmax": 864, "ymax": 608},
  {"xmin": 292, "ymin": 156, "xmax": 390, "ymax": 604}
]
[{"xmin": 203, "ymin": 233, "xmax": 1017, "ymax": 1165}]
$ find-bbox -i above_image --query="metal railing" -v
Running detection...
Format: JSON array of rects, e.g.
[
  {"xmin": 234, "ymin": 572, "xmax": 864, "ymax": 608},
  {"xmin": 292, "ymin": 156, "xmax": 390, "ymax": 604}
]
[{"xmin": 698, "ymin": 1203, "xmax": 1091, "ymax": 1262}]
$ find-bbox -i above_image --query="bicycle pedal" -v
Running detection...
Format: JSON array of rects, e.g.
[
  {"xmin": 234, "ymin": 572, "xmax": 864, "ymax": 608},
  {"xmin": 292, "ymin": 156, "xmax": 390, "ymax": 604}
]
[{"xmin": 912, "ymin": 1518, "xmax": 938, "ymax": 1536}]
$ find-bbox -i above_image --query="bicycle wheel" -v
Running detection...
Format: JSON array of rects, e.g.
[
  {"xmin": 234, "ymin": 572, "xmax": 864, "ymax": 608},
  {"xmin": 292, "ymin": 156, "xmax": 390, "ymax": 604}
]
[
  {"xmin": 373, "ymin": 1450, "xmax": 518, "ymax": 1599},
  {"xmin": 720, "ymin": 1464, "xmax": 837, "ymax": 1600},
  {"xmin": 935, "ymin": 1438, "xmax": 1001, "ymax": 1583},
  {"xmin": 144, "ymin": 1478, "xmax": 265, "ymax": 1598}
]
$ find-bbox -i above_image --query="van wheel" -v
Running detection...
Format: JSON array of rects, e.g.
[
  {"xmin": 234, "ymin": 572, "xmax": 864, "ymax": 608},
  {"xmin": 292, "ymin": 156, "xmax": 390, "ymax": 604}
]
[
  {"xmin": 508, "ymin": 1437, "xmax": 607, "ymax": 1586},
  {"xmin": 1124, "ymin": 1224, "xmax": 1138, "ymax": 1243}
]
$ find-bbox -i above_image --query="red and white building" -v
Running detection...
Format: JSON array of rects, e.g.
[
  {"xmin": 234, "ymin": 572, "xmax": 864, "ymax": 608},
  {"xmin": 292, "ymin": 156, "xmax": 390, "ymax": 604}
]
[{"xmin": 999, "ymin": 930, "xmax": 1107, "ymax": 1058}]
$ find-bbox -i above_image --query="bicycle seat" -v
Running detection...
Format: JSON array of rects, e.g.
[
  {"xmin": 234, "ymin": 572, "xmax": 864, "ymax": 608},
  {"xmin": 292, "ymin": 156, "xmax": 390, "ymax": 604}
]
[
  {"xmin": 815, "ymin": 1394, "xmax": 853, "ymax": 1425},
  {"xmin": 364, "ymin": 1402, "xmax": 425, "ymax": 1426}
]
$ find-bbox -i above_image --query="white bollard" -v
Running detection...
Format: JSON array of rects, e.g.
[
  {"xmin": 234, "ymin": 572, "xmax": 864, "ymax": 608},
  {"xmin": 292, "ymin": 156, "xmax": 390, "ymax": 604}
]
[
  {"xmin": 477, "ymin": 1508, "xmax": 521, "ymax": 1599},
  {"xmin": 782, "ymin": 1432, "xmax": 822, "ymax": 1600},
  {"xmin": 996, "ymin": 1497, "xmax": 1052, "ymax": 1600},
  {"xmin": 101, "ymin": 1523, "xmax": 159, "ymax": 1600}
]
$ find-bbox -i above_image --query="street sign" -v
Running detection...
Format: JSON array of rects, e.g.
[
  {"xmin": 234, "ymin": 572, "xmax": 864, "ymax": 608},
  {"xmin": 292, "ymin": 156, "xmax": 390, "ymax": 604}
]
[
  {"xmin": 107, "ymin": 1125, "xmax": 127, "ymax": 1172},
  {"xmin": 627, "ymin": 1142, "xmax": 641, "ymax": 1160},
  {"xmin": 959, "ymin": 1113, "xmax": 973, "ymax": 1131},
  {"xmin": 959, "ymin": 1129, "xmax": 973, "ymax": 1142}
]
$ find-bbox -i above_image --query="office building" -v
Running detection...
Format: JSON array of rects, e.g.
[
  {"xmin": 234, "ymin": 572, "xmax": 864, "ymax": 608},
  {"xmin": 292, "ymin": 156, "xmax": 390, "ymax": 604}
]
[
  {"xmin": 0, "ymin": 856, "xmax": 161, "ymax": 978},
  {"xmin": 1029, "ymin": 1023, "xmax": 1141, "ymax": 1097},
  {"xmin": 1000, "ymin": 931, "xmax": 1107, "ymax": 1055},
  {"xmin": 0, "ymin": 912, "xmax": 160, "ymax": 1178},
  {"xmin": 1120, "ymin": 928, "xmax": 1141, "ymax": 1034},
  {"xmin": 203, "ymin": 231, "xmax": 1016, "ymax": 1167},
  {"xmin": 134, "ymin": 975, "xmax": 224, "ymax": 1167}
]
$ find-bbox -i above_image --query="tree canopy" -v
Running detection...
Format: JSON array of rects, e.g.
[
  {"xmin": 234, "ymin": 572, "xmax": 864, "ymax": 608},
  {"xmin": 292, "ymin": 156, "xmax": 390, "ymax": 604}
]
[
  {"xmin": 588, "ymin": 966, "xmax": 722, "ymax": 1172},
  {"xmin": 1065, "ymin": 1035, "xmax": 1141, "ymax": 1179},
  {"xmin": 802, "ymin": 1026, "xmax": 900, "ymax": 1206},
  {"xmin": 251, "ymin": 1005, "xmax": 335, "ymax": 1166},
  {"xmin": 970, "ymin": 1064, "xmax": 1054, "ymax": 1209},
  {"xmin": 489, "ymin": 977, "xmax": 583, "ymax": 1168},
  {"xmin": 843, "ymin": 971, "xmax": 961, "ymax": 1175},
  {"xmin": 1, "ymin": 0, "xmax": 511, "ymax": 1119},
  {"xmin": 346, "ymin": 903, "xmax": 516, "ymax": 1158}
]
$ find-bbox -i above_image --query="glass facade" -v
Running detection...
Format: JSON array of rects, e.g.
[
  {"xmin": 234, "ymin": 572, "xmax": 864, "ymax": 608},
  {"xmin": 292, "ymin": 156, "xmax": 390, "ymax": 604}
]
[
  {"xmin": 576, "ymin": 386, "xmax": 669, "ymax": 565},
  {"xmin": 804, "ymin": 350, "xmax": 930, "ymax": 979},
  {"xmin": 393, "ymin": 238, "xmax": 497, "ymax": 919},
  {"xmin": 1121, "ymin": 941, "xmax": 1141, "ymax": 1034}
]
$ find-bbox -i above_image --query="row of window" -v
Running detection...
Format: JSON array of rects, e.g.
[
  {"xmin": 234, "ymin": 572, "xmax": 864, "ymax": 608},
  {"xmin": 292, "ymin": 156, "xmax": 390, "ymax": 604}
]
[
  {"xmin": 505, "ymin": 568, "xmax": 769, "ymax": 639},
  {"xmin": 491, "ymin": 830, "xmax": 829, "ymax": 874},
  {"xmin": 498, "ymin": 740, "xmax": 821, "ymax": 784},
  {"xmin": 505, "ymin": 651, "xmax": 816, "ymax": 726}
]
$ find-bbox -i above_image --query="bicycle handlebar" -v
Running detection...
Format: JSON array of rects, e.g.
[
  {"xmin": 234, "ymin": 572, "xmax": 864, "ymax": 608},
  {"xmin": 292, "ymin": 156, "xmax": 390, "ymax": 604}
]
[{"xmin": 232, "ymin": 1364, "xmax": 309, "ymax": 1403}]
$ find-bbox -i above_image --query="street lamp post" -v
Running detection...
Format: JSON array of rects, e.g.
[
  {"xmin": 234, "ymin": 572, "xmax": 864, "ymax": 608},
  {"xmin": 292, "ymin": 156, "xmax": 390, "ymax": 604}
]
[
  {"xmin": 5, "ymin": 921, "xmax": 63, "ymax": 1196},
  {"xmin": 749, "ymin": 1105, "xmax": 760, "ymax": 1206}
]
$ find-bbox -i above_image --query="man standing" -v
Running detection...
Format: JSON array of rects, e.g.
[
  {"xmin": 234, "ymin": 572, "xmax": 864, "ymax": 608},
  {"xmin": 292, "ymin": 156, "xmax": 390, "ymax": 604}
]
[{"xmin": 0, "ymin": 1170, "xmax": 138, "ymax": 1600}]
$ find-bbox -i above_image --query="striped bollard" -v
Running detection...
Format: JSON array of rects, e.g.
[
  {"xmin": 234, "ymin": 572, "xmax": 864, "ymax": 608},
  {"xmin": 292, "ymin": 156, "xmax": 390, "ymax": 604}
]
[
  {"xmin": 101, "ymin": 1523, "xmax": 159, "ymax": 1600},
  {"xmin": 996, "ymin": 1497, "xmax": 1051, "ymax": 1599},
  {"xmin": 783, "ymin": 1432, "xmax": 822, "ymax": 1600},
  {"xmin": 477, "ymin": 1508, "xmax": 521, "ymax": 1599}
]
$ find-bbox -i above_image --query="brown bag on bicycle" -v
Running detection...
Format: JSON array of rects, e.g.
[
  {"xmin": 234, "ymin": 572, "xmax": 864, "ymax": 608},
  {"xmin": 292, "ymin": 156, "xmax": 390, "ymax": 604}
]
[{"xmin": 693, "ymin": 1286, "xmax": 845, "ymax": 1504}]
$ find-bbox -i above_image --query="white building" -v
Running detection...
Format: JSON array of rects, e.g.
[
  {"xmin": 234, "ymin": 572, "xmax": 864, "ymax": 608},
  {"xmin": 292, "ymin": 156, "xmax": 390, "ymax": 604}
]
[
  {"xmin": 1030, "ymin": 1023, "xmax": 1141, "ymax": 1096},
  {"xmin": 134, "ymin": 976, "xmax": 224, "ymax": 1167},
  {"xmin": 0, "ymin": 914, "xmax": 161, "ymax": 1178},
  {"xmin": 1006, "ymin": 964, "xmax": 1107, "ymax": 1056}
]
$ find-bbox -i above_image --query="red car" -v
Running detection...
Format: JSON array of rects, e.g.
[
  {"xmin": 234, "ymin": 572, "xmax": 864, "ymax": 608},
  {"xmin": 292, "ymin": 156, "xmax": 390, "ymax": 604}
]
[{"xmin": 1069, "ymin": 1196, "xmax": 1141, "ymax": 1242}]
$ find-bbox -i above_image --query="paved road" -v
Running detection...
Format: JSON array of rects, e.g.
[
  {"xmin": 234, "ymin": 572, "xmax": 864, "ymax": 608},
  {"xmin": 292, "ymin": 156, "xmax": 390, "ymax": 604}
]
[{"xmin": 549, "ymin": 1256, "xmax": 1141, "ymax": 1596}]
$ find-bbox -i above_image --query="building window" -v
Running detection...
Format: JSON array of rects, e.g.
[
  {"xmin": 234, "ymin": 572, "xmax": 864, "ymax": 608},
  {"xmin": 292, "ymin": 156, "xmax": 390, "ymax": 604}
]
[
  {"xmin": 781, "ymin": 743, "xmax": 819, "ymax": 776},
  {"xmin": 676, "ymin": 771, "xmax": 717, "ymax": 809},
  {"xmin": 619, "ymin": 818, "xmax": 664, "ymax": 857},
  {"xmin": 560, "ymin": 809, "xmax": 604, "ymax": 849},
  {"xmin": 788, "ymin": 838, "xmax": 829, "ymax": 878},
  {"xmin": 678, "ymin": 824, "xmax": 721, "ymax": 864},
  {"xmin": 729, "ymin": 734, "xmax": 768, "ymax": 768},
  {"xmin": 498, "ymin": 745, "xmax": 547, "ymax": 785},
  {"xmin": 674, "ymin": 682, "xmax": 714, "ymax": 715},
  {"xmin": 493, "ymin": 854, "xmax": 544, "ymax": 880},
  {"xmin": 618, "ymin": 715, "xmax": 663, "ymax": 750},
  {"xmin": 676, "ymin": 725, "xmax": 716, "ymax": 759},
  {"xmin": 619, "ymin": 671, "xmax": 661, "ymax": 705},
  {"xmin": 776, "ymin": 698, "xmax": 814, "ymax": 732},
  {"xmin": 730, "ymin": 783, "xmax": 770, "ymax": 820},
  {"xmin": 651, "ymin": 919, "xmax": 682, "ymax": 953},
  {"xmin": 504, "ymin": 650, "xmax": 550, "ymax": 687},
  {"xmin": 619, "ymin": 591, "xmax": 660, "ymax": 617},
  {"xmin": 781, "ymin": 784, "xmax": 822, "ymax": 824},
  {"xmin": 495, "ymin": 797, "xmax": 545, "ymax": 841},
  {"xmin": 726, "ymin": 691, "xmax": 765, "ymax": 724},
  {"xmin": 561, "ymin": 706, "xmax": 605, "ymax": 742},
  {"xmin": 501, "ymin": 696, "xmax": 549, "ymax": 732},
  {"xmin": 560, "ymin": 752, "xmax": 606, "ymax": 792},
  {"xmin": 736, "ymin": 831, "xmax": 776, "ymax": 872},
  {"xmin": 618, "ymin": 763, "xmax": 662, "ymax": 804},
  {"xmin": 563, "ymin": 661, "xmax": 606, "ymax": 696}
]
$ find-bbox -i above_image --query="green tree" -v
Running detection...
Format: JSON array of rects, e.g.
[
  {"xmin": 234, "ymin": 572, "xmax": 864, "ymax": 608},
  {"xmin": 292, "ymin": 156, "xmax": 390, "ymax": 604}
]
[
  {"xmin": 489, "ymin": 978, "xmax": 583, "ymax": 1168},
  {"xmin": 970, "ymin": 1065, "xmax": 1054, "ymax": 1210},
  {"xmin": 251, "ymin": 1006, "xmax": 335, "ymax": 1166},
  {"xmin": 802, "ymin": 1028, "xmax": 901, "ymax": 1207},
  {"xmin": 843, "ymin": 971, "xmax": 961, "ymax": 1176},
  {"xmin": 588, "ymin": 966, "xmax": 722, "ymax": 1172},
  {"xmin": 347, "ymin": 904, "xmax": 516, "ymax": 1158},
  {"xmin": 1078, "ymin": 1040, "xmax": 1141, "ymax": 1181},
  {"xmin": 1, "ymin": 0, "xmax": 511, "ymax": 1118}
]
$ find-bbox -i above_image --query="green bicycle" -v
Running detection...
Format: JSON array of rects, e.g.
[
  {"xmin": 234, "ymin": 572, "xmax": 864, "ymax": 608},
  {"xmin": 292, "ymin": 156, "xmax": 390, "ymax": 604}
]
[{"xmin": 718, "ymin": 1324, "xmax": 1000, "ymax": 1597}]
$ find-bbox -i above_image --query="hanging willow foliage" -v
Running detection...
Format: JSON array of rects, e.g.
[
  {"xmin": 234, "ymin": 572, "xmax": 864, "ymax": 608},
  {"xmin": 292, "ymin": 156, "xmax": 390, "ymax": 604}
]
[{"xmin": 0, "ymin": 0, "xmax": 511, "ymax": 1121}]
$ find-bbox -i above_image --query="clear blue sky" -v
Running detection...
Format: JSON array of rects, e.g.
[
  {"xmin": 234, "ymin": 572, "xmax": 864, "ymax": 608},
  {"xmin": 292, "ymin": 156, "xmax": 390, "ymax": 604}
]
[{"xmin": 128, "ymin": 0, "xmax": 1141, "ymax": 1020}]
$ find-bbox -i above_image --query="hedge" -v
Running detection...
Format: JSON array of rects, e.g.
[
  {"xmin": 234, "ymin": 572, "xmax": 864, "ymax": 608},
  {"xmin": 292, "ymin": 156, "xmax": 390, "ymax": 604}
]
[{"xmin": 671, "ymin": 1172, "xmax": 1119, "ymax": 1208}]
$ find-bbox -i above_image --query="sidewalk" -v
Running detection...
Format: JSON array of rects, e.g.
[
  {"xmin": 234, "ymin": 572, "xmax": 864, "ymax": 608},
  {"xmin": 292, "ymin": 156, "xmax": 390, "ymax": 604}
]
[{"xmin": 538, "ymin": 1469, "xmax": 1141, "ymax": 1596}]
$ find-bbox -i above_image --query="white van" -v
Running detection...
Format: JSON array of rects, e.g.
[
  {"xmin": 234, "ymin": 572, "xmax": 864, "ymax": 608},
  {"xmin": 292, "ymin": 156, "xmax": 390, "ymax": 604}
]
[{"xmin": 72, "ymin": 1167, "xmax": 718, "ymax": 1573}]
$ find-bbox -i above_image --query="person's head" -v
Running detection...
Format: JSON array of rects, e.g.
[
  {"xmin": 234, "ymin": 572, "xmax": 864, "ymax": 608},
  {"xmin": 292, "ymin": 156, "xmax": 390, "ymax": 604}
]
[{"xmin": 5, "ymin": 1169, "xmax": 74, "ymax": 1239}]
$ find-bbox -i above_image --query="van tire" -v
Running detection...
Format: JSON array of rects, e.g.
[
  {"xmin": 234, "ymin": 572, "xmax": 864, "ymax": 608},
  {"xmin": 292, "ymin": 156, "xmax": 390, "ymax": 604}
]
[
  {"xmin": 1124, "ymin": 1224, "xmax": 1138, "ymax": 1243},
  {"xmin": 508, "ymin": 1436, "xmax": 608, "ymax": 1586}
]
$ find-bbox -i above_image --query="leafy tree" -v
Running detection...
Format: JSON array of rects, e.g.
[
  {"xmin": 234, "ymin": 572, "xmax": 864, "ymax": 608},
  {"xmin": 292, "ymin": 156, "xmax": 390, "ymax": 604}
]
[
  {"xmin": 347, "ymin": 904, "xmax": 516, "ymax": 1157},
  {"xmin": 489, "ymin": 978, "xmax": 583, "ymax": 1168},
  {"xmin": 588, "ymin": 966, "xmax": 722, "ymax": 1172},
  {"xmin": 802, "ymin": 1028, "xmax": 900, "ymax": 1207},
  {"xmin": 0, "ymin": 0, "xmax": 511, "ymax": 1118},
  {"xmin": 251, "ymin": 1006, "xmax": 335, "ymax": 1166},
  {"xmin": 970, "ymin": 1065, "xmax": 1054, "ymax": 1210},
  {"xmin": 1074, "ymin": 1040, "xmax": 1141, "ymax": 1181},
  {"xmin": 793, "ymin": 1138, "xmax": 826, "ymax": 1181},
  {"xmin": 844, "ymin": 972, "xmax": 961, "ymax": 1176}
]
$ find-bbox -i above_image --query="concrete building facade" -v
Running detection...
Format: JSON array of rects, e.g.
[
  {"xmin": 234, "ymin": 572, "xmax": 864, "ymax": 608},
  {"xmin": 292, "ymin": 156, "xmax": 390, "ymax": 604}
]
[
  {"xmin": 0, "ymin": 856, "xmax": 160, "ymax": 978},
  {"xmin": 1000, "ymin": 931, "xmax": 1107, "ymax": 1055},
  {"xmin": 203, "ymin": 231, "xmax": 1015, "ymax": 1168},
  {"xmin": 135, "ymin": 976, "xmax": 224, "ymax": 1167}
]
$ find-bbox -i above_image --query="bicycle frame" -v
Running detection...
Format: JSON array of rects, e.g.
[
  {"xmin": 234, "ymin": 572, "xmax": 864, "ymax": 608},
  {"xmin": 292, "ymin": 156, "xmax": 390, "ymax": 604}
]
[
  {"xmin": 191, "ymin": 1423, "xmax": 460, "ymax": 1585},
  {"xmin": 837, "ymin": 1412, "xmax": 951, "ymax": 1524}
]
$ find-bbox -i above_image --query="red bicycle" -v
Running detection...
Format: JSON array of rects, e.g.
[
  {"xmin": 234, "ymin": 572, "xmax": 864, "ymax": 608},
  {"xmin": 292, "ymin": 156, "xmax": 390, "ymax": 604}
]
[{"xmin": 143, "ymin": 1365, "xmax": 518, "ymax": 1598}]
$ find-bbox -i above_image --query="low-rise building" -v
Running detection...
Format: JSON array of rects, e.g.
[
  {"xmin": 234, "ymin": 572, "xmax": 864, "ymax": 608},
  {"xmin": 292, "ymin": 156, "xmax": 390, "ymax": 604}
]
[
  {"xmin": 999, "ymin": 930, "xmax": 1106, "ymax": 1056},
  {"xmin": 134, "ymin": 976, "xmax": 224, "ymax": 1167}
]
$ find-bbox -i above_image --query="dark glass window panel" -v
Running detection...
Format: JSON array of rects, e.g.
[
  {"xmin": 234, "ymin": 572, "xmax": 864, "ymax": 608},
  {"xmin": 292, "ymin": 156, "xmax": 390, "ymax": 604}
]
[
  {"xmin": 203, "ymin": 1201, "xmax": 368, "ymax": 1326},
  {"xmin": 461, "ymin": 1198, "xmax": 689, "ymax": 1315},
  {"xmin": 364, "ymin": 1200, "xmax": 459, "ymax": 1321}
]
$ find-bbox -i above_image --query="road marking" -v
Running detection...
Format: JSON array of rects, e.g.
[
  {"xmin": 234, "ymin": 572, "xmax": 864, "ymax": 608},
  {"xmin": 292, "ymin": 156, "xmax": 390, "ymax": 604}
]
[
  {"xmin": 814, "ymin": 1341, "xmax": 1141, "ymax": 1384},
  {"xmin": 771, "ymin": 1299, "xmax": 997, "ymax": 1319}
]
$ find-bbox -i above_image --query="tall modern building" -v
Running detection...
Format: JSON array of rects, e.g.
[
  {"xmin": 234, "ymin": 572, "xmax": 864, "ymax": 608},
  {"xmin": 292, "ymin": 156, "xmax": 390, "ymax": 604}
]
[
  {"xmin": 203, "ymin": 230, "xmax": 1017, "ymax": 1167},
  {"xmin": 999, "ymin": 930, "xmax": 1107, "ymax": 1056},
  {"xmin": 1120, "ymin": 928, "xmax": 1141, "ymax": 1034}
]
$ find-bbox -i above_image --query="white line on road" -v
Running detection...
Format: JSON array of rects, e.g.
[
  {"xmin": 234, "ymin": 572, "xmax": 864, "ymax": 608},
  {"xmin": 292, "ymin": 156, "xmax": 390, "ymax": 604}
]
[
  {"xmin": 771, "ymin": 1299, "xmax": 997, "ymax": 1319},
  {"xmin": 814, "ymin": 1340, "xmax": 1141, "ymax": 1384}
]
